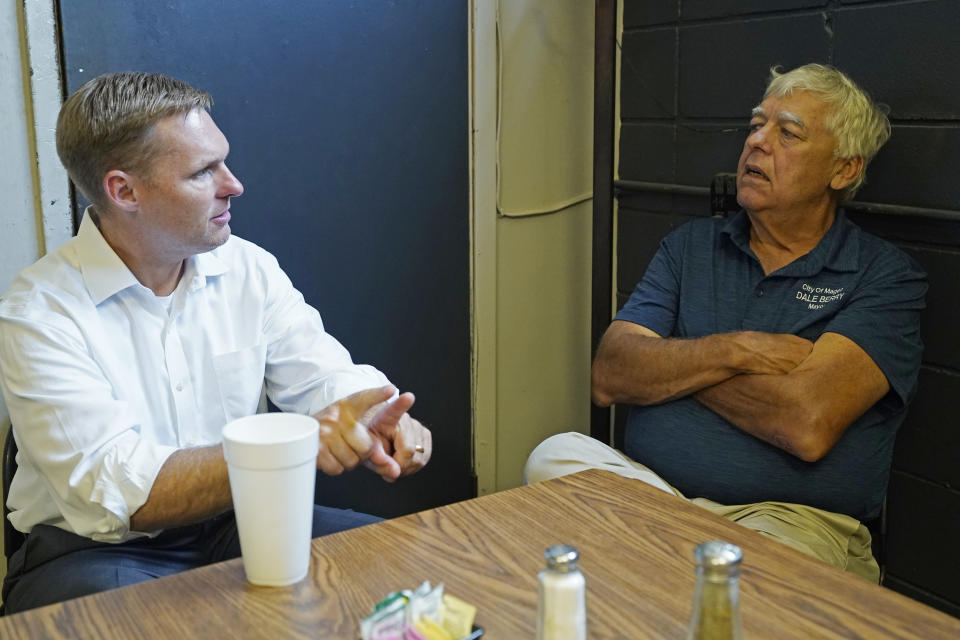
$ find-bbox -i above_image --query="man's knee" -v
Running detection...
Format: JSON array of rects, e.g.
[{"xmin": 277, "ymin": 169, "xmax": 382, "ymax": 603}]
[{"xmin": 524, "ymin": 431, "xmax": 594, "ymax": 485}]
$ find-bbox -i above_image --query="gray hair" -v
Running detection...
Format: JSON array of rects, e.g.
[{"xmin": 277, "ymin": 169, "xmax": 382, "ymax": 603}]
[
  {"xmin": 764, "ymin": 63, "xmax": 890, "ymax": 201},
  {"xmin": 56, "ymin": 72, "xmax": 212, "ymax": 208}
]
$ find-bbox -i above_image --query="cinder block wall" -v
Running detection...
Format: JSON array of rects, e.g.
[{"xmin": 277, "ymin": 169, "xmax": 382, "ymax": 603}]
[{"xmin": 616, "ymin": 0, "xmax": 960, "ymax": 616}]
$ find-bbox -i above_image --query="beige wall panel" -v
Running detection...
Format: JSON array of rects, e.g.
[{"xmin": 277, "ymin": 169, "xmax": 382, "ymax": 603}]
[
  {"xmin": 494, "ymin": 202, "xmax": 592, "ymax": 490},
  {"xmin": 497, "ymin": 0, "xmax": 593, "ymax": 216}
]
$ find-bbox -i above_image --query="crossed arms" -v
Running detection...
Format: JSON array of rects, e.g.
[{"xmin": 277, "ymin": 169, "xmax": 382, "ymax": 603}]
[{"xmin": 591, "ymin": 321, "xmax": 889, "ymax": 462}]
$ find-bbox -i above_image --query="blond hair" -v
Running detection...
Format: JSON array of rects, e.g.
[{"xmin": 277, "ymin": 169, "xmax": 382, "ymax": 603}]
[
  {"xmin": 764, "ymin": 64, "xmax": 890, "ymax": 201},
  {"xmin": 56, "ymin": 72, "xmax": 212, "ymax": 207}
]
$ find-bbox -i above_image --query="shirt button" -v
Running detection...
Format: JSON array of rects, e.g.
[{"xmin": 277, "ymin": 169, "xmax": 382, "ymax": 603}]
[
  {"xmin": 176, "ymin": 382, "xmax": 184, "ymax": 392},
  {"xmin": 755, "ymin": 287, "xmax": 764, "ymax": 297}
]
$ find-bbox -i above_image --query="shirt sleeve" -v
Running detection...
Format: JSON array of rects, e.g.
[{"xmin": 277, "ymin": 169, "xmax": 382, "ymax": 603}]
[
  {"xmin": 0, "ymin": 306, "xmax": 176, "ymax": 542},
  {"xmin": 822, "ymin": 243, "xmax": 927, "ymax": 409},
  {"xmin": 614, "ymin": 226, "xmax": 686, "ymax": 337},
  {"xmin": 252, "ymin": 249, "xmax": 393, "ymax": 415}
]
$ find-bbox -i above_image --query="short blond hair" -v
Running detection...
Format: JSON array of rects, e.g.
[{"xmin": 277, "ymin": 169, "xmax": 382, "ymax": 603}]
[
  {"xmin": 764, "ymin": 64, "xmax": 890, "ymax": 201},
  {"xmin": 56, "ymin": 72, "xmax": 212, "ymax": 207}
]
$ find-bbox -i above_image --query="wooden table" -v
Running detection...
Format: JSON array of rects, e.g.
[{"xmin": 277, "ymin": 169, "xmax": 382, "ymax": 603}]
[{"xmin": 1, "ymin": 469, "xmax": 958, "ymax": 638}]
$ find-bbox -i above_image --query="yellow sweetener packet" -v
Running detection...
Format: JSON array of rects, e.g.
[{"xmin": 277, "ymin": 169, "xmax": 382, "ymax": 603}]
[
  {"xmin": 414, "ymin": 615, "xmax": 454, "ymax": 640},
  {"xmin": 440, "ymin": 594, "xmax": 476, "ymax": 639}
]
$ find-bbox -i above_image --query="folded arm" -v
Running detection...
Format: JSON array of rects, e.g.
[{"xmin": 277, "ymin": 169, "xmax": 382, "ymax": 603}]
[
  {"xmin": 591, "ymin": 320, "xmax": 814, "ymax": 406},
  {"xmin": 591, "ymin": 321, "xmax": 889, "ymax": 462},
  {"xmin": 695, "ymin": 332, "xmax": 889, "ymax": 462}
]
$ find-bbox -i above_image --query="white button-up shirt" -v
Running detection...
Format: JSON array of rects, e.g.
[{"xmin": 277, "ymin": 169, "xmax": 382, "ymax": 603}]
[{"xmin": 0, "ymin": 211, "xmax": 390, "ymax": 542}]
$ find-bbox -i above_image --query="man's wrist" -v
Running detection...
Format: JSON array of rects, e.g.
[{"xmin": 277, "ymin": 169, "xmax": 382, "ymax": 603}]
[{"xmin": 704, "ymin": 332, "xmax": 751, "ymax": 376}]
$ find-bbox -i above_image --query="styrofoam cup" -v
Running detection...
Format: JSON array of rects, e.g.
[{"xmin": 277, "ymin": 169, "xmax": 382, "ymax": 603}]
[{"xmin": 222, "ymin": 413, "xmax": 319, "ymax": 586}]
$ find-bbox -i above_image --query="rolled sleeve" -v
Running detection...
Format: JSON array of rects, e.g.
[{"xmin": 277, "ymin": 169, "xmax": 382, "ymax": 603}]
[
  {"xmin": 0, "ymin": 311, "xmax": 176, "ymax": 542},
  {"xmin": 88, "ymin": 435, "xmax": 177, "ymax": 540}
]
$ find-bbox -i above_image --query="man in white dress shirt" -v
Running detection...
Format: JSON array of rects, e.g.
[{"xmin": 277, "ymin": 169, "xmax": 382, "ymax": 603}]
[{"xmin": 0, "ymin": 72, "xmax": 433, "ymax": 613}]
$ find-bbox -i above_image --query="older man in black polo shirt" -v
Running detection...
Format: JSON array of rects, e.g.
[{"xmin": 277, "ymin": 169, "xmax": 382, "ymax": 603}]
[{"xmin": 525, "ymin": 64, "xmax": 926, "ymax": 582}]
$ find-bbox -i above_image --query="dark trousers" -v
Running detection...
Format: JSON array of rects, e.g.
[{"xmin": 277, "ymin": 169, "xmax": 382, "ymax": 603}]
[{"xmin": 2, "ymin": 506, "xmax": 381, "ymax": 615}]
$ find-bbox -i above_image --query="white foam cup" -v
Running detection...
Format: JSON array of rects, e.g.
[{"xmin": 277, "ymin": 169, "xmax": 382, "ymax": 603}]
[{"xmin": 222, "ymin": 413, "xmax": 319, "ymax": 586}]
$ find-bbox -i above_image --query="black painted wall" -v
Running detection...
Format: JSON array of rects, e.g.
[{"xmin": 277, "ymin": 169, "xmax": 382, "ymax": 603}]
[
  {"xmin": 57, "ymin": 1, "xmax": 472, "ymax": 518},
  {"xmin": 617, "ymin": 0, "xmax": 960, "ymax": 616}
]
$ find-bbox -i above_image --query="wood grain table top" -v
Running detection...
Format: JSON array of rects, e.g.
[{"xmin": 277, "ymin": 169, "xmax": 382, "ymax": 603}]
[{"xmin": 1, "ymin": 469, "xmax": 958, "ymax": 638}]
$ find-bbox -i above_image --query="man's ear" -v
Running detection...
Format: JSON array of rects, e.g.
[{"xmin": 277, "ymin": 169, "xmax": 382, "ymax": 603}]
[
  {"xmin": 103, "ymin": 170, "xmax": 140, "ymax": 212},
  {"xmin": 830, "ymin": 155, "xmax": 864, "ymax": 192}
]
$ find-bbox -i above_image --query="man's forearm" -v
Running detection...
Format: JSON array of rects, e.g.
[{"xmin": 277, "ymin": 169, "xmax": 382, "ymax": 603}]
[
  {"xmin": 129, "ymin": 445, "xmax": 232, "ymax": 532},
  {"xmin": 592, "ymin": 332, "xmax": 744, "ymax": 406},
  {"xmin": 591, "ymin": 323, "xmax": 812, "ymax": 407},
  {"xmin": 696, "ymin": 373, "xmax": 814, "ymax": 458},
  {"xmin": 695, "ymin": 333, "xmax": 890, "ymax": 462}
]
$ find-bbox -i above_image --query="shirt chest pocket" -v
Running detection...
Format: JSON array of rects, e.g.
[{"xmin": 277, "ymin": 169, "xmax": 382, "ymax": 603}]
[{"xmin": 211, "ymin": 344, "xmax": 268, "ymax": 423}]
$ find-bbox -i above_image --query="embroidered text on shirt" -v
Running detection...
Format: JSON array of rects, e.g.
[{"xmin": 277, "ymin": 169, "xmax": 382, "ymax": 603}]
[{"xmin": 795, "ymin": 283, "xmax": 845, "ymax": 310}]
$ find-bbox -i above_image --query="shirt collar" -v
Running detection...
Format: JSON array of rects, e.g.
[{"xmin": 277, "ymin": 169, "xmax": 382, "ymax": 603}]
[
  {"xmin": 720, "ymin": 208, "xmax": 860, "ymax": 276},
  {"xmin": 76, "ymin": 207, "xmax": 230, "ymax": 304},
  {"xmin": 76, "ymin": 208, "xmax": 140, "ymax": 305},
  {"xmin": 191, "ymin": 244, "xmax": 229, "ymax": 280}
]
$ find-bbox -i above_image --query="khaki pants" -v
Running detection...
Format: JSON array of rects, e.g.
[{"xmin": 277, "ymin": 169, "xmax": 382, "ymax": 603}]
[{"xmin": 524, "ymin": 432, "xmax": 879, "ymax": 583}]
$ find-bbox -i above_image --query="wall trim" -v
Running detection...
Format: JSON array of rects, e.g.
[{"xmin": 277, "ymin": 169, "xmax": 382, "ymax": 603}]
[
  {"xmin": 23, "ymin": 0, "xmax": 72, "ymax": 251},
  {"xmin": 470, "ymin": 0, "xmax": 498, "ymax": 495}
]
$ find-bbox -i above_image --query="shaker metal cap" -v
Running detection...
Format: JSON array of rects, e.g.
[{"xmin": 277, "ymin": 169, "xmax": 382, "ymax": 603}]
[
  {"xmin": 545, "ymin": 544, "xmax": 580, "ymax": 571},
  {"xmin": 693, "ymin": 541, "xmax": 743, "ymax": 567}
]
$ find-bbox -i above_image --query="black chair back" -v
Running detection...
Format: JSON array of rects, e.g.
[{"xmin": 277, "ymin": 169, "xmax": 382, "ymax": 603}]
[{"xmin": 2, "ymin": 428, "xmax": 24, "ymax": 561}]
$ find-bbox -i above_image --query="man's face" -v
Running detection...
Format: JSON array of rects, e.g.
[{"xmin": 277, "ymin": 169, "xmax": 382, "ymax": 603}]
[
  {"xmin": 131, "ymin": 109, "xmax": 243, "ymax": 261},
  {"xmin": 736, "ymin": 90, "xmax": 848, "ymax": 216}
]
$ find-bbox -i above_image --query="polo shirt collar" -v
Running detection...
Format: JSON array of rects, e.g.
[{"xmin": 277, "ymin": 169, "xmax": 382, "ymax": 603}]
[
  {"xmin": 77, "ymin": 207, "xmax": 230, "ymax": 304},
  {"xmin": 721, "ymin": 209, "xmax": 860, "ymax": 276}
]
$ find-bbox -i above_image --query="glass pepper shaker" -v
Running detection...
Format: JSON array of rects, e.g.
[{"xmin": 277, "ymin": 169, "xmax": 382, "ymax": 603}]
[{"xmin": 687, "ymin": 541, "xmax": 744, "ymax": 640}]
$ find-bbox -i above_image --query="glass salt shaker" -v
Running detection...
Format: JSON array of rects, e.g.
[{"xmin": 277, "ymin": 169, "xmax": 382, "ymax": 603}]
[{"xmin": 536, "ymin": 544, "xmax": 586, "ymax": 640}]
